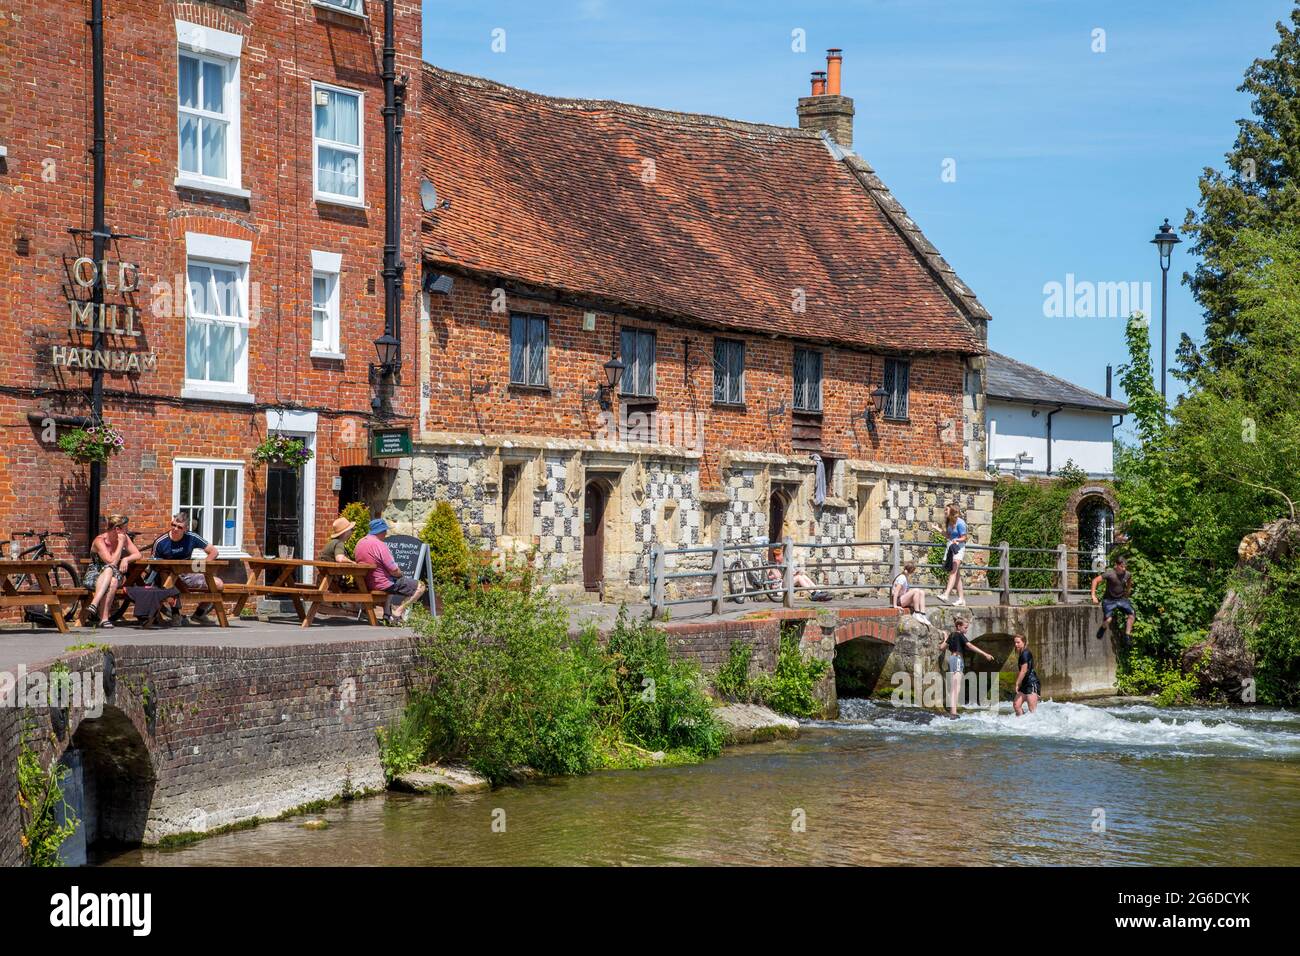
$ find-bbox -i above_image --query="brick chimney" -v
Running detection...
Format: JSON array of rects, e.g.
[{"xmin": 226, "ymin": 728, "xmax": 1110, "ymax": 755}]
[{"xmin": 797, "ymin": 48, "xmax": 854, "ymax": 148}]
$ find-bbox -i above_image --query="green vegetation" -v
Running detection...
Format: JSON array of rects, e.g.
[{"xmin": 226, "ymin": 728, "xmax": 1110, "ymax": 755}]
[
  {"xmin": 16, "ymin": 720, "xmax": 78, "ymax": 866},
  {"xmin": 710, "ymin": 633, "xmax": 828, "ymax": 719},
  {"xmin": 340, "ymin": 501, "xmax": 370, "ymax": 559},
  {"xmin": 419, "ymin": 500, "xmax": 472, "ymax": 587},
  {"xmin": 380, "ymin": 579, "xmax": 723, "ymax": 785},
  {"xmin": 990, "ymin": 461, "xmax": 1089, "ymax": 591}
]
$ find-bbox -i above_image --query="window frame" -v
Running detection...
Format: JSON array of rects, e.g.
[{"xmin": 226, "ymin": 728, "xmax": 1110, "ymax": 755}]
[
  {"xmin": 175, "ymin": 45, "xmax": 242, "ymax": 192},
  {"xmin": 619, "ymin": 327, "xmax": 657, "ymax": 399},
  {"xmin": 793, "ymin": 347, "xmax": 823, "ymax": 413},
  {"xmin": 310, "ymin": 250, "xmax": 343, "ymax": 357},
  {"xmin": 311, "ymin": 80, "xmax": 365, "ymax": 207},
  {"xmin": 713, "ymin": 338, "xmax": 745, "ymax": 406},
  {"xmin": 312, "ymin": 0, "xmax": 365, "ymax": 15},
  {"xmin": 508, "ymin": 313, "xmax": 550, "ymax": 389},
  {"xmin": 883, "ymin": 358, "xmax": 911, "ymax": 421},
  {"xmin": 172, "ymin": 458, "xmax": 246, "ymax": 557},
  {"xmin": 184, "ymin": 253, "xmax": 250, "ymax": 395}
]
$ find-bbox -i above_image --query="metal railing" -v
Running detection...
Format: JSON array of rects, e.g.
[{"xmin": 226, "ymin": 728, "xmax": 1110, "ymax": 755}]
[{"xmin": 647, "ymin": 532, "xmax": 1106, "ymax": 618}]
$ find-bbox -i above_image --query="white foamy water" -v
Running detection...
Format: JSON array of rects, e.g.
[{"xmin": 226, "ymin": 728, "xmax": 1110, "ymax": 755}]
[{"xmin": 823, "ymin": 698, "xmax": 1300, "ymax": 757}]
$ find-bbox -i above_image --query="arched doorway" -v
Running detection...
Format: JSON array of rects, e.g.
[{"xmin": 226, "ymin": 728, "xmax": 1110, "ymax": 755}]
[
  {"xmin": 61, "ymin": 706, "xmax": 156, "ymax": 862},
  {"xmin": 583, "ymin": 480, "xmax": 608, "ymax": 591},
  {"xmin": 768, "ymin": 488, "xmax": 790, "ymax": 544},
  {"xmin": 1077, "ymin": 497, "xmax": 1116, "ymax": 572}
]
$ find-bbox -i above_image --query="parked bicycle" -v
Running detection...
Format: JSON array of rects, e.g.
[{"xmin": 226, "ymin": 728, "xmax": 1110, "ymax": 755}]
[
  {"xmin": 4, "ymin": 530, "xmax": 83, "ymax": 628},
  {"xmin": 725, "ymin": 553, "xmax": 782, "ymax": 604}
]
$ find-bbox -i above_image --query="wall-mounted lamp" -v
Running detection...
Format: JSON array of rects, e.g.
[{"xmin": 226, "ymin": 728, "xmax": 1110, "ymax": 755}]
[
  {"xmin": 369, "ymin": 332, "xmax": 402, "ymax": 415},
  {"xmin": 423, "ymin": 271, "xmax": 454, "ymax": 295},
  {"xmin": 585, "ymin": 356, "xmax": 625, "ymax": 411},
  {"xmin": 766, "ymin": 400, "xmax": 787, "ymax": 425},
  {"xmin": 861, "ymin": 384, "xmax": 889, "ymax": 424}
]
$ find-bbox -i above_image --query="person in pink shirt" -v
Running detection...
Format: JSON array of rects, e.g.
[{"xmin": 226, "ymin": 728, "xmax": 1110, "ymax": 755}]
[{"xmin": 354, "ymin": 518, "xmax": 426, "ymax": 623}]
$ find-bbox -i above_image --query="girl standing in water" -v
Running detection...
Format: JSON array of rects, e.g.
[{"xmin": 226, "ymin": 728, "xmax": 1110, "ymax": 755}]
[{"xmin": 1012, "ymin": 634, "xmax": 1041, "ymax": 715}]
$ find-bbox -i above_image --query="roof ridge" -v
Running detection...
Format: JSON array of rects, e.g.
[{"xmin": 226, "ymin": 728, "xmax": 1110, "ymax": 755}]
[{"xmin": 422, "ymin": 62, "xmax": 822, "ymax": 140}]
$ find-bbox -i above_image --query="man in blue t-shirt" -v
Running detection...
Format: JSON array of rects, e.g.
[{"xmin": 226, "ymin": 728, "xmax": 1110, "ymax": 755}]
[{"xmin": 152, "ymin": 512, "xmax": 225, "ymax": 623}]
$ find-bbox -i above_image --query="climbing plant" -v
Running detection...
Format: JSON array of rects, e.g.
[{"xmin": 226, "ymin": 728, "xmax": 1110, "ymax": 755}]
[{"xmin": 16, "ymin": 719, "xmax": 78, "ymax": 867}]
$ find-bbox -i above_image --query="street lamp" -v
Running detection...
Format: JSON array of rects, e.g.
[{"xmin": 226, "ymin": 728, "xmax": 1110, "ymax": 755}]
[
  {"xmin": 370, "ymin": 332, "xmax": 401, "ymax": 415},
  {"xmin": 1150, "ymin": 218, "xmax": 1181, "ymax": 403},
  {"xmin": 587, "ymin": 356, "xmax": 625, "ymax": 411}
]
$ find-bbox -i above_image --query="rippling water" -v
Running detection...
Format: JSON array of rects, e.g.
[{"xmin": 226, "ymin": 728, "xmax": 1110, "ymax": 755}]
[{"xmin": 101, "ymin": 700, "xmax": 1300, "ymax": 866}]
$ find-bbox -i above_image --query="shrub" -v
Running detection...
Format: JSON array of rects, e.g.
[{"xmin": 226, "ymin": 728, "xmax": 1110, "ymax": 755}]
[
  {"xmin": 419, "ymin": 501, "xmax": 472, "ymax": 587},
  {"xmin": 340, "ymin": 501, "xmax": 370, "ymax": 559},
  {"xmin": 713, "ymin": 641, "xmax": 755, "ymax": 701},
  {"xmin": 751, "ymin": 632, "xmax": 827, "ymax": 718},
  {"xmin": 991, "ymin": 464, "xmax": 1090, "ymax": 590}
]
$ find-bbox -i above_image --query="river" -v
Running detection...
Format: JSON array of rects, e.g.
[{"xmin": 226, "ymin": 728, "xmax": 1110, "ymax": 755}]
[{"xmin": 99, "ymin": 699, "xmax": 1300, "ymax": 866}]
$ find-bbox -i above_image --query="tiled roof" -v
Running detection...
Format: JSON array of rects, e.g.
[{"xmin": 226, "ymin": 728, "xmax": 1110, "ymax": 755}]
[
  {"xmin": 419, "ymin": 66, "xmax": 986, "ymax": 355},
  {"xmin": 986, "ymin": 351, "xmax": 1128, "ymax": 413}
]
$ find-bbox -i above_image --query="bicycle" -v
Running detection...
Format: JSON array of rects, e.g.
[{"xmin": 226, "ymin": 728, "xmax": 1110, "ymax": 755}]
[
  {"xmin": 725, "ymin": 553, "xmax": 783, "ymax": 604},
  {"xmin": 5, "ymin": 530, "xmax": 84, "ymax": 628}
]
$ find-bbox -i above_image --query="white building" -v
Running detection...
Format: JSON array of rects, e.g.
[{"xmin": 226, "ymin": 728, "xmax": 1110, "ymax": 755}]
[{"xmin": 985, "ymin": 352, "xmax": 1127, "ymax": 477}]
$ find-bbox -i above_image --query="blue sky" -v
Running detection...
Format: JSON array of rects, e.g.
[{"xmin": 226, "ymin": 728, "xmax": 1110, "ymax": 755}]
[{"xmin": 421, "ymin": 0, "xmax": 1293, "ymax": 418}]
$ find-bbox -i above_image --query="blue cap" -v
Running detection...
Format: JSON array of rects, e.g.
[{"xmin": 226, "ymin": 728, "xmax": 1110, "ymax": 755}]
[{"xmin": 369, "ymin": 518, "xmax": 389, "ymax": 534}]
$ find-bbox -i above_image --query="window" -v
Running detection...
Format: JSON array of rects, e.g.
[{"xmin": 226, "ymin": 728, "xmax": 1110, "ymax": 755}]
[
  {"xmin": 793, "ymin": 348, "xmax": 823, "ymax": 412},
  {"xmin": 883, "ymin": 358, "xmax": 911, "ymax": 419},
  {"xmin": 175, "ymin": 21, "xmax": 242, "ymax": 192},
  {"xmin": 313, "ymin": 82, "xmax": 363, "ymax": 204},
  {"xmin": 174, "ymin": 460, "xmax": 244, "ymax": 553},
  {"xmin": 620, "ymin": 328, "xmax": 656, "ymax": 398},
  {"xmin": 311, "ymin": 250, "xmax": 342, "ymax": 356},
  {"xmin": 509, "ymin": 314, "xmax": 548, "ymax": 387},
  {"xmin": 185, "ymin": 256, "xmax": 249, "ymax": 392},
  {"xmin": 713, "ymin": 338, "xmax": 744, "ymax": 405},
  {"xmin": 315, "ymin": 0, "xmax": 363, "ymax": 12}
]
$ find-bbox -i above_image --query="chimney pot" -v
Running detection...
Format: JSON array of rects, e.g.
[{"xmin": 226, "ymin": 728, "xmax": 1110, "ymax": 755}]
[
  {"xmin": 826, "ymin": 48, "xmax": 843, "ymax": 95},
  {"xmin": 810, "ymin": 71, "xmax": 827, "ymax": 96}
]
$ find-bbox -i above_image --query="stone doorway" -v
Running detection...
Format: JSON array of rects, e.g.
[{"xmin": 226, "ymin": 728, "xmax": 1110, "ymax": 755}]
[{"xmin": 583, "ymin": 479, "xmax": 609, "ymax": 591}]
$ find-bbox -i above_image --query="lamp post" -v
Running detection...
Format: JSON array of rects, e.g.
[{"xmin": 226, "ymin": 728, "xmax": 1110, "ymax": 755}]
[
  {"xmin": 1150, "ymin": 218, "xmax": 1181, "ymax": 403},
  {"xmin": 370, "ymin": 332, "xmax": 401, "ymax": 415}
]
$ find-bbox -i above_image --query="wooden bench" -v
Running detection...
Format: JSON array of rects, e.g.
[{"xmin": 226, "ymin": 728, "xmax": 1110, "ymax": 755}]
[{"xmin": 232, "ymin": 558, "xmax": 383, "ymax": 627}]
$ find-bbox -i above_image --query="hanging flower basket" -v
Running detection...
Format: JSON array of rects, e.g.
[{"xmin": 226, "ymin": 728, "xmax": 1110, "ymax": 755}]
[
  {"xmin": 253, "ymin": 433, "xmax": 314, "ymax": 468},
  {"xmin": 57, "ymin": 422, "xmax": 125, "ymax": 466}
]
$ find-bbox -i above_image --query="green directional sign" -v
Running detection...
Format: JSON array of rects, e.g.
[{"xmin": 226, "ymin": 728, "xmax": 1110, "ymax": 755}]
[{"xmin": 371, "ymin": 427, "xmax": 413, "ymax": 458}]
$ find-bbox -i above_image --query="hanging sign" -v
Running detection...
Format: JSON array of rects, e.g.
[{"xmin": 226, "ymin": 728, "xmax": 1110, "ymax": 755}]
[
  {"xmin": 371, "ymin": 427, "xmax": 413, "ymax": 458},
  {"xmin": 53, "ymin": 255, "xmax": 158, "ymax": 374}
]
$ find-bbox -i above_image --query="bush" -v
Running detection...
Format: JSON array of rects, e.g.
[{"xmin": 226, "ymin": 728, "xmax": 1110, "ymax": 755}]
[
  {"xmin": 340, "ymin": 501, "xmax": 370, "ymax": 559},
  {"xmin": 752, "ymin": 632, "xmax": 827, "ymax": 719},
  {"xmin": 991, "ymin": 464, "xmax": 1089, "ymax": 591},
  {"xmin": 713, "ymin": 641, "xmax": 755, "ymax": 701},
  {"xmin": 419, "ymin": 501, "xmax": 472, "ymax": 587}
]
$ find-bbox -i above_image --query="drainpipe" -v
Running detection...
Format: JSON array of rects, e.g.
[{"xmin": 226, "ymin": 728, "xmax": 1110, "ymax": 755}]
[
  {"xmin": 87, "ymin": 0, "xmax": 108, "ymax": 549},
  {"xmin": 380, "ymin": 0, "xmax": 403, "ymax": 389},
  {"xmin": 1045, "ymin": 405, "xmax": 1063, "ymax": 476}
]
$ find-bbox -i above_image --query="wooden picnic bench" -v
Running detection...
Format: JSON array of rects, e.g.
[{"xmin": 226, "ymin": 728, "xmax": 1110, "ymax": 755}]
[
  {"xmin": 119, "ymin": 558, "xmax": 230, "ymax": 627},
  {"xmin": 0, "ymin": 559, "xmax": 80, "ymax": 633},
  {"xmin": 225, "ymin": 557, "xmax": 384, "ymax": 627}
]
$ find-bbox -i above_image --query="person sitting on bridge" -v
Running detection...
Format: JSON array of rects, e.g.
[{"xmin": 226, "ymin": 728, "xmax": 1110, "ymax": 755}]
[
  {"xmin": 1012, "ymin": 634, "xmax": 1040, "ymax": 715},
  {"xmin": 767, "ymin": 546, "xmax": 831, "ymax": 602},
  {"xmin": 355, "ymin": 518, "xmax": 426, "ymax": 624},
  {"xmin": 891, "ymin": 562, "xmax": 931, "ymax": 626},
  {"xmin": 1091, "ymin": 554, "xmax": 1135, "ymax": 645}
]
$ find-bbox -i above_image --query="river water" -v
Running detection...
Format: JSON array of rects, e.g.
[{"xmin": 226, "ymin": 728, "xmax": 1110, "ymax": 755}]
[{"xmin": 101, "ymin": 699, "xmax": 1300, "ymax": 866}]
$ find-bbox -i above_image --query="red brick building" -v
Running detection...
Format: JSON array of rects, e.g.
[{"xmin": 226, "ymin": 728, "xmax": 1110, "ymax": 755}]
[
  {"xmin": 399, "ymin": 53, "xmax": 997, "ymax": 599},
  {"xmin": 0, "ymin": 1, "xmax": 422, "ymax": 568}
]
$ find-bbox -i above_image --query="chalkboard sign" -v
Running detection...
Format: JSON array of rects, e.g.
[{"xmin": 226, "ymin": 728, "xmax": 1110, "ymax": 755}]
[{"xmin": 382, "ymin": 533, "xmax": 437, "ymax": 615}]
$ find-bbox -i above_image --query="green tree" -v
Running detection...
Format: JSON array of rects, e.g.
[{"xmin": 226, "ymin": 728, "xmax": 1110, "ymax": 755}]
[
  {"xmin": 339, "ymin": 501, "xmax": 370, "ymax": 559},
  {"xmin": 1182, "ymin": 3, "xmax": 1300, "ymax": 380},
  {"xmin": 419, "ymin": 500, "xmax": 471, "ymax": 587}
]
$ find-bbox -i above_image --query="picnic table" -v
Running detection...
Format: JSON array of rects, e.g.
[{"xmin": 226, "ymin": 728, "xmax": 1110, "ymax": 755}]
[
  {"xmin": 0, "ymin": 559, "xmax": 79, "ymax": 633},
  {"xmin": 226, "ymin": 557, "xmax": 383, "ymax": 627},
  {"xmin": 119, "ymin": 558, "xmax": 231, "ymax": 627}
]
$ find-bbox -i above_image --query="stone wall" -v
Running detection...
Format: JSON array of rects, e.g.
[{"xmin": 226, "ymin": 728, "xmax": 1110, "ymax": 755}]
[{"xmin": 0, "ymin": 637, "xmax": 415, "ymax": 865}]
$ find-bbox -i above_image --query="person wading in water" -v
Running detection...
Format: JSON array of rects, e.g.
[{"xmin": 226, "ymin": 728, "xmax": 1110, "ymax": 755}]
[
  {"xmin": 942, "ymin": 616, "xmax": 994, "ymax": 717},
  {"xmin": 1012, "ymin": 634, "xmax": 1040, "ymax": 715}
]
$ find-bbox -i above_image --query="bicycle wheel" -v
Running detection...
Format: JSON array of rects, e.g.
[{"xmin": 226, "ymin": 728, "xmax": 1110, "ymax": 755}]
[{"xmin": 726, "ymin": 560, "xmax": 747, "ymax": 604}]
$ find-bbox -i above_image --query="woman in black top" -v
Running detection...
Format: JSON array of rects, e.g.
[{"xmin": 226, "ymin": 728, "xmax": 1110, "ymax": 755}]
[
  {"xmin": 942, "ymin": 617, "xmax": 994, "ymax": 716},
  {"xmin": 1012, "ymin": 634, "xmax": 1040, "ymax": 715}
]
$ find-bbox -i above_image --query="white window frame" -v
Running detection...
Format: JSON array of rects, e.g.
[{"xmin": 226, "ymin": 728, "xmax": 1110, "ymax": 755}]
[
  {"xmin": 174, "ymin": 20, "xmax": 246, "ymax": 197},
  {"xmin": 310, "ymin": 250, "xmax": 343, "ymax": 358},
  {"xmin": 172, "ymin": 458, "xmax": 247, "ymax": 557},
  {"xmin": 312, "ymin": 81, "xmax": 365, "ymax": 208},
  {"xmin": 312, "ymin": 0, "xmax": 366, "ymax": 17},
  {"xmin": 183, "ymin": 232, "xmax": 252, "ymax": 402}
]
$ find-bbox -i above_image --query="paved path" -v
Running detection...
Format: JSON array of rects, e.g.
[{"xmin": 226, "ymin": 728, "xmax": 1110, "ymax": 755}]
[{"xmin": 0, "ymin": 615, "xmax": 413, "ymax": 672}]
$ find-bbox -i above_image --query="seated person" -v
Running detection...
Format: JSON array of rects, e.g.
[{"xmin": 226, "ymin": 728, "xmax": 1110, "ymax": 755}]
[
  {"xmin": 768, "ymin": 547, "xmax": 832, "ymax": 602},
  {"xmin": 152, "ymin": 513, "xmax": 224, "ymax": 623},
  {"xmin": 320, "ymin": 516, "xmax": 356, "ymax": 563},
  {"xmin": 85, "ymin": 514, "xmax": 141, "ymax": 628},
  {"xmin": 891, "ymin": 562, "xmax": 931, "ymax": 626},
  {"xmin": 354, "ymin": 518, "xmax": 426, "ymax": 623}
]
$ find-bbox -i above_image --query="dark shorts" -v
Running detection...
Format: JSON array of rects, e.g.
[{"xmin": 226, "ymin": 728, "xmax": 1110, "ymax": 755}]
[
  {"xmin": 1018, "ymin": 676, "xmax": 1041, "ymax": 697},
  {"xmin": 384, "ymin": 577, "xmax": 420, "ymax": 597},
  {"xmin": 1102, "ymin": 598, "xmax": 1134, "ymax": 620}
]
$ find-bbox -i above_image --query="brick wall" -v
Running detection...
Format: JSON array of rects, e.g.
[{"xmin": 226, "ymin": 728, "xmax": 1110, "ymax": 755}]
[
  {"xmin": 422, "ymin": 274, "xmax": 969, "ymax": 491},
  {"xmin": 0, "ymin": 0, "xmax": 422, "ymax": 555}
]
